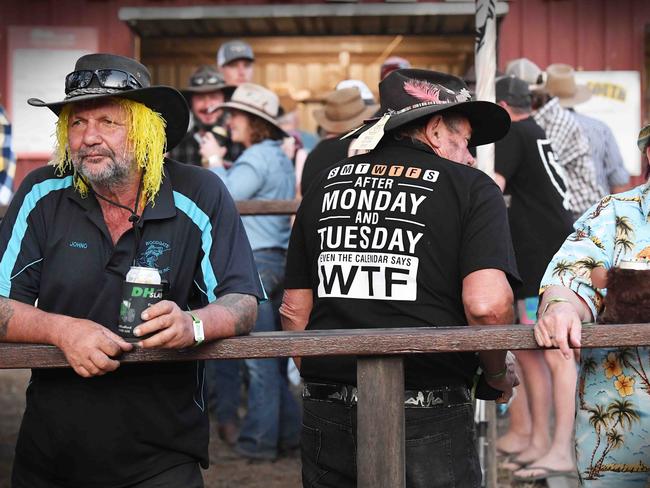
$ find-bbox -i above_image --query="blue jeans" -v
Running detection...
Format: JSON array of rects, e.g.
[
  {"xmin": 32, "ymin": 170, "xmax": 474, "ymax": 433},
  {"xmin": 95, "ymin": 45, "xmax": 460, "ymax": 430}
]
[
  {"xmin": 236, "ymin": 249, "xmax": 302, "ymax": 459},
  {"xmin": 301, "ymin": 399, "xmax": 481, "ymax": 488}
]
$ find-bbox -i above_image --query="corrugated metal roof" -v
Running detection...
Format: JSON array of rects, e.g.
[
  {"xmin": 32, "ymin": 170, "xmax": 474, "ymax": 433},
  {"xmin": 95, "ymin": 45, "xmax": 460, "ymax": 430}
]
[{"xmin": 119, "ymin": 2, "xmax": 509, "ymax": 38}]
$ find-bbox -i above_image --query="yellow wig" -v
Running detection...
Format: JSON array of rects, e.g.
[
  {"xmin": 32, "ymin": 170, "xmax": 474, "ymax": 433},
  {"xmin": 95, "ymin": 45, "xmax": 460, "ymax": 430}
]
[{"xmin": 53, "ymin": 98, "xmax": 167, "ymax": 205}]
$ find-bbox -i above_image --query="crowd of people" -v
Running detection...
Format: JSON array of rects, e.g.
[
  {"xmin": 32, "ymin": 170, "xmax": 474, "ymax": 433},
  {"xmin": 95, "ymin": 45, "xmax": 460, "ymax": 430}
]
[{"xmin": 0, "ymin": 38, "xmax": 648, "ymax": 488}]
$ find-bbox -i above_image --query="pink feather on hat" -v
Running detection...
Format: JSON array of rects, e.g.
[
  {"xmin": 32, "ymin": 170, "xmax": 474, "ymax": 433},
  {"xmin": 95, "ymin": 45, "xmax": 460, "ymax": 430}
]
[{"xmin": 403, "ymin": 80, "xmax": 443, "ymax": 103}]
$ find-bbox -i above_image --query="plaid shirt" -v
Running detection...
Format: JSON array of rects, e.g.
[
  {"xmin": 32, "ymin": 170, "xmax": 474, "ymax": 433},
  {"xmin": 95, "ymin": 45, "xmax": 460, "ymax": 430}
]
[
  {"xmin": 573, "ymin": 112, "xmax": 629, "ymax": 192},
  {"xmin": 534, "ymin": 98, "xmax": 603, "ymax": 217},
  {"xmin": 167, "ymin": 123, "xmax": 243, "ymax": 166},
  {"xmin": 0, "ymin": 105, "xmax": 16, "ymax": 205},
  {"xmin": 167, "ymin": 126, "xmax": 202, "ymax": 166}
]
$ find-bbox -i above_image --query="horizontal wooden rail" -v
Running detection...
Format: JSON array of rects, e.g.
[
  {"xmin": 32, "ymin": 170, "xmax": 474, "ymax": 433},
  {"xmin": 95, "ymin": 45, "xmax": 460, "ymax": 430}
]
[
  {"xmin": 235, "ymin": 199, "xmax": 299, "ymax": 215},
  {"xmin": 0, "ymin": 323, "xmax": 645, "ymax": 370}
]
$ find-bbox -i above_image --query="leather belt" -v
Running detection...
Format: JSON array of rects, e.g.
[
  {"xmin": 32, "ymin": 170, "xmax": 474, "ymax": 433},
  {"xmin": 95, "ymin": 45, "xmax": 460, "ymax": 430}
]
[{"xmin": 303, "ymin": 382, "xmax": 471, "ymax": 408}]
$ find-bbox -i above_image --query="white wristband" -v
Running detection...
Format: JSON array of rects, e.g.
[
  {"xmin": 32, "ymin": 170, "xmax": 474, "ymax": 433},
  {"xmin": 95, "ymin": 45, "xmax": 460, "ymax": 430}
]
[{"xmin": 188, "ymin": 312, "xmax": 205, "ymax": 345}]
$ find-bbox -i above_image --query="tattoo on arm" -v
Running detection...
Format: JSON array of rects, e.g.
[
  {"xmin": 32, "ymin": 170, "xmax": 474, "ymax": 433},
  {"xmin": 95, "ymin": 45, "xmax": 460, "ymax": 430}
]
[
  {"xmin": 215, "ymin": 293, "xmax": 257, "ymax": 335},
  {"xmin": 0, "ymin": 298, "xmax": 14, "ymax": 339}
]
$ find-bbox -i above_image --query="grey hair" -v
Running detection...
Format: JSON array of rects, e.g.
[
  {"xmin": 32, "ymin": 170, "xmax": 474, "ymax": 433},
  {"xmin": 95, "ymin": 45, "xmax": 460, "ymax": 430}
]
[{"xmin": 394, "ymin": 111, "xmax": 468, "ymax": 143}]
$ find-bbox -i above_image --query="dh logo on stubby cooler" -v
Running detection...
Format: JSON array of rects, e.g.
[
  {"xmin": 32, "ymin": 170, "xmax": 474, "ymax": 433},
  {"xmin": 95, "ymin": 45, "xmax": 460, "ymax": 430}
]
[{"xmin": 131, "ymin": 287, "xmax": 163, "ymax": 299}]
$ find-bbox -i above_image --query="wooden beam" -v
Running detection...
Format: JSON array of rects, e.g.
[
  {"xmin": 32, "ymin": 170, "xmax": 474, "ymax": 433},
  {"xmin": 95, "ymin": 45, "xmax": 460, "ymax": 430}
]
[
  {"xmin": 235, "ymin": 199, "xmax": 299, "ymax": 215},
  {"xmin": 119, "ymin": 3, "xmax": 510, "ymax": 25},
  {"xmin": 0, "ymin": 323, "xmax": 647, "ymax": 370},
  {"xmin": 357, "ymin": 356, "xmax": 406, "ymax": 488}
]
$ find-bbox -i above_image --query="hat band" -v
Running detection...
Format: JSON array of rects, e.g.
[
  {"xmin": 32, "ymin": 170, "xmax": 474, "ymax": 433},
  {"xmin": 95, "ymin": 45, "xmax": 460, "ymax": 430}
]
[
  {"xmin": 230, "ymin": 99, "xmax": 276, "ymax": 119},
  {"xmin": 389, "ymin": 99, "xmax": 455, "ymax": 117},
  {"xmin": 65, "ymin": 87, "xmax": 123, "ymax": 99}
]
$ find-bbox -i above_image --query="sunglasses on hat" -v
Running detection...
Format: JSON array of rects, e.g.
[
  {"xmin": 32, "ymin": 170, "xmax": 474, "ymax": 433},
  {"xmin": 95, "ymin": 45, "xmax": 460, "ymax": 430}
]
[
  {"xmin": 191, "ymin": 74, "xmax": 221, "ymax": 86},
  {"xmin": 65, "ymin": 69, "xmax": 143, "ymax": 95}
]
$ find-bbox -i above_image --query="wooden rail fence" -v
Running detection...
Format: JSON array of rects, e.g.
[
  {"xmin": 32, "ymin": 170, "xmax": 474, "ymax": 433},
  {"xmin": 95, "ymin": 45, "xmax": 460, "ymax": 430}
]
[
  {"xmin": 1, "ymin": 200, "xmax": 646, "ymax": 487},
  {"xmin": 1, "ymin": 324, "xmax": 647, "ymax": 488}
]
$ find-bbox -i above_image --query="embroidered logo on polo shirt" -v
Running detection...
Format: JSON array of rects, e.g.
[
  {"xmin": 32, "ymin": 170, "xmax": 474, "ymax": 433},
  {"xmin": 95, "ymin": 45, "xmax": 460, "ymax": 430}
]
[
  {"xmin": 137, "ymin": 240, "xmax": 171, "ymax": 274},
  {"xmin": 69, "ymin": 241, "xmax": 88, "ymax": 249}
]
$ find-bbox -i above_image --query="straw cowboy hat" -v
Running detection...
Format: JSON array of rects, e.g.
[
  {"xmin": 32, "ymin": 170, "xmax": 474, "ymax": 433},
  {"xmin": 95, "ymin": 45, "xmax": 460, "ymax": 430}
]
[
  {"xmin": 544, "ymin": 63, "xmax": 591, "ymax": 108},
  {"xmin": 27, "ymin": 53, "xmax": 189, "ymax": 150},
  {"xmin": 355, "ymin": 69, "xmax": 510, "ymax": 148},
  {"xmin": 217, "ymin": 83, "xmax": 287, "ymax": 136},
  {"xmin": 182, "ymin": 65, "xmax": 234, "ymax": 97},
  {"xmin": 313, "ymin": 87, "xmax": 380, "ymax": 134}
]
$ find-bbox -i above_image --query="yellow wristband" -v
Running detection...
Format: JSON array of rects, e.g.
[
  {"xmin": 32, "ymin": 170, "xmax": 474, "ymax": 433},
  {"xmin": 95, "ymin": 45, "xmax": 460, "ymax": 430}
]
[{"xmin": 540, "ymin": 298, "xmax": 570, "ymax": 318}]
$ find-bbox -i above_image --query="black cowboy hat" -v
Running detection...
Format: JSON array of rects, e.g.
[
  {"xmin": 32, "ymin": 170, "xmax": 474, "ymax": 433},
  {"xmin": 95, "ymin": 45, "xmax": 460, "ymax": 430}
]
[
  {"xmin": 358, "ymin": 69, "xmax": 510, "ymax": 147},
  {"xmin": 27, "ymin": 53, "xmax": 189, "ymax": 150}
]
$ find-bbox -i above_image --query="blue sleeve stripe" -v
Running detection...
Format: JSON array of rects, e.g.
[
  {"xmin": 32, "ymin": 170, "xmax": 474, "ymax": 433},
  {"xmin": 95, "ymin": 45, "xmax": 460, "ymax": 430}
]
[
  {"xmin": 173, "ymin": 191, "xmax": 218, "ymax": 302},
  {"xmin": 0, "ymin": 176, "xmax": 73, "ymax": 296}
]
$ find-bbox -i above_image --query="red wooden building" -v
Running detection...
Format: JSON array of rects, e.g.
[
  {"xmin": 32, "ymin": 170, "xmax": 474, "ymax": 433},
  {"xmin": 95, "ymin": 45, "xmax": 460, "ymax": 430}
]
[{"xmin": 2, "ymin": 0, "xmax": 650, "ymax": 184}]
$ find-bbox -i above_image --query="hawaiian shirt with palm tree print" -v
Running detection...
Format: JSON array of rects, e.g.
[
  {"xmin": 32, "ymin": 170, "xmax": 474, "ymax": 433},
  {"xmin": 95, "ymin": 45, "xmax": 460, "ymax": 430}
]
[{"xmin": 541, "ymin": 182, "xmax": 650, "ymax": 486}]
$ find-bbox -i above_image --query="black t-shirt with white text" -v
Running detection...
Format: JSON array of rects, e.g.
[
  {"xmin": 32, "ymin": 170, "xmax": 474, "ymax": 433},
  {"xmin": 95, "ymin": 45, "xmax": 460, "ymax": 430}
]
[
  {"xmin": 495, "ymin": 117, "xmax": 574, "ymax": 298},
  {"xmin": 286, "ymin": 137, "xmax": 520, "ymax": 388}
]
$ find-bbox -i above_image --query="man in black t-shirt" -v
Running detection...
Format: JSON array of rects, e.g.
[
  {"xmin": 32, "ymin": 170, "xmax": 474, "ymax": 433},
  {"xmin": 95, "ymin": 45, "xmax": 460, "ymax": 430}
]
[
  {"xmin": 281, "ymin": 69, "xmax": 520, "ymax": 488},
  {"xmin": 494, "ymin": 76, "xmax": 574, "ymax": 313},
  {"xmin": 493, "ymin": 76, "xmax": 577, "ymax": 480},
  {"xmin": 2, "ymin": 54, "xmax": 263, "ymax": 487}
]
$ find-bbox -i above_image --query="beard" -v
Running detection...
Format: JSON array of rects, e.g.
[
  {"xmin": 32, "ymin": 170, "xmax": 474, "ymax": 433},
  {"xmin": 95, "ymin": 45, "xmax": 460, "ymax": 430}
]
[{"xmin": 71, "ymin": 147, "xmax": 134, "ymax": 188}]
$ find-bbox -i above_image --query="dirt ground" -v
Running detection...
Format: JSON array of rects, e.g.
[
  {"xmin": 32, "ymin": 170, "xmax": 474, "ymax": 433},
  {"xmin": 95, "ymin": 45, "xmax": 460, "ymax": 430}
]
[{"xmin": 0, "ymin": 369, "xmax": 561, "ymax": 488}]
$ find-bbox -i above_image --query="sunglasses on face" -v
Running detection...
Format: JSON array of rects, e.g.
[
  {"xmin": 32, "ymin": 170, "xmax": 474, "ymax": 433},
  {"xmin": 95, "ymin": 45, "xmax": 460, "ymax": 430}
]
[
  {"xmin": 191, "ymin": 75, "xmax": 220, "ymax": 87},
  {"xmin": 65, "ymin": 69, "xmax": 143, "ymax": 94}
]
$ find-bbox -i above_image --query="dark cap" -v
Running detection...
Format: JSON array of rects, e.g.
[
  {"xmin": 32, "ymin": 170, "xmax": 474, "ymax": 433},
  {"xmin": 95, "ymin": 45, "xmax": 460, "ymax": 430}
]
[
  {"xmin": 496, "ymin": 75, "xmax": 532, "ymax": 108},
  {"xmin": 217, "ymin": 40, "xmax": 255, "ymax": 67}
]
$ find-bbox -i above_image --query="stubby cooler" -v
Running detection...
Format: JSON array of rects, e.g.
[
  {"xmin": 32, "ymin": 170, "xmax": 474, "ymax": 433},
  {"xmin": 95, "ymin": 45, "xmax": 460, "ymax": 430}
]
[{"xmin": 118, "ymin": 266, "xmax": 163, "ymax": 339}]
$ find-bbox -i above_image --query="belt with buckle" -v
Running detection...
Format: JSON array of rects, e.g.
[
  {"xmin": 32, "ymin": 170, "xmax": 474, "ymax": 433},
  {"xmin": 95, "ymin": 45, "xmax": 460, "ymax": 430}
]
[{"xmin": 302, "ymin": 382, "xmax": 471, "ymax": 408}]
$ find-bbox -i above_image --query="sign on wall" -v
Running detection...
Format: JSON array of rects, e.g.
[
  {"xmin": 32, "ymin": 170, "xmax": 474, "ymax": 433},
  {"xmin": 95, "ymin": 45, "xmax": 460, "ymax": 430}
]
[
  {"xmin": 7, "ymin": 27, "xmax": 98, "ymax": 158},
  {"xmin": 573, "ymin": 71, "xmax": 641, "ymax": 176}
]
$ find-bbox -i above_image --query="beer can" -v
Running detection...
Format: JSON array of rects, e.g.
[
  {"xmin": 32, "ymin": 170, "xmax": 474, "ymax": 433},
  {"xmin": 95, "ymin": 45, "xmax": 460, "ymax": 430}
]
[
  {"xmin": 118, "ymin": 266, "xmax": 163, "ymax": 339},
  {"xmin": 618, "ymin": 260, "xmax": 650, "ymax": 270}
]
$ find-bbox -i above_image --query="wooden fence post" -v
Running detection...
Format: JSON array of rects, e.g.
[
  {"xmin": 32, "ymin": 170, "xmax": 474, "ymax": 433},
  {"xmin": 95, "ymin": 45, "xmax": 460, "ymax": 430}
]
[{"xmin": 357, "ymin": 355, "xmax": 406, "ymax": 488}]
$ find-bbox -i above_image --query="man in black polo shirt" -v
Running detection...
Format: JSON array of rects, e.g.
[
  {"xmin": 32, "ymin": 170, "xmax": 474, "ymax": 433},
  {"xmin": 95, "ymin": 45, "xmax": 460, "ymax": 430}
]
[
  {"xmin": 0, "ymin": 53, "xmax": 263, "ymax": 487},
  {"xmin": 281, "ymin": 69, "xmax": 520, "ymax": 487}
]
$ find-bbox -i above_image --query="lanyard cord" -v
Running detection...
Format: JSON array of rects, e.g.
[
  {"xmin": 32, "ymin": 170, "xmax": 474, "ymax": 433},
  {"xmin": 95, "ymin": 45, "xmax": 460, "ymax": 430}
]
[{"xmin": 88, "ymin": 173, "xmax": 145, "ymax": 266}]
